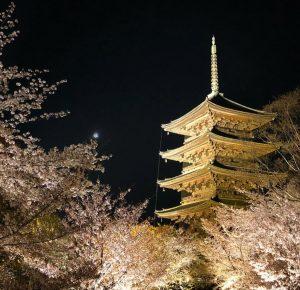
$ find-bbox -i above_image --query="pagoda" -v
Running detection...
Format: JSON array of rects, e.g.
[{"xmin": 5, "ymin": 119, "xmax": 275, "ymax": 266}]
[{"xmin": 155, "ymin": 37, "xmax": 285, "ymax": 220}]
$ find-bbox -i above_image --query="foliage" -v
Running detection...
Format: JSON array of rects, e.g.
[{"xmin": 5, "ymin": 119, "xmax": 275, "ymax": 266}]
[
  {"xmin": 199, "ymin": 190, "xmax": 300, "ymax": 290},
  {"xmin": 92, "ymin": 223, "xmax": 205, "ymax": 290},
  {"xmin": 0, "ymin": 3, "xmax": 176, "ymax": 289},
  {"xmin": 0, "ymin": 3, "xmax": 107, "ymax": 287},
  {"xmin": 261, "ymin": 89, "xmax": 300, "ymax": 173}
]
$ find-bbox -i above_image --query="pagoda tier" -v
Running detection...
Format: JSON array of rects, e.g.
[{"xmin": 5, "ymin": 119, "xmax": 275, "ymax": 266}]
[
  {"xmin": 155, "ymin": 200, "xmax": 216, "ymax": 220},
  {"xmin": 158, "ymin": 164, "xmax": 286, "ymax": 197},
  {"xmin": 162, "ymin": 95, "xmax": 276, "ymax": 138},
  {"xmin": 160, "ymin": 131, "xmax": 280, "ymax": 169},
  {"xmin": 155, "ymin": 192, "xmax": 251, "ymax": 219}
]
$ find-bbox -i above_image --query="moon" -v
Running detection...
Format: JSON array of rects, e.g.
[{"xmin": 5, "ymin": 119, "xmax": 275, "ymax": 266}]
[{"xmin": 92, "ymin": 132, "xmax": 99, "ymax": 139}]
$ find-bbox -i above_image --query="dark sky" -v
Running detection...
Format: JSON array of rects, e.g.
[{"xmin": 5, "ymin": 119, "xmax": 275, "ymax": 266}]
[{"xmin": 2, "ymin": 0, "xmax": 299, "ymax": 214}]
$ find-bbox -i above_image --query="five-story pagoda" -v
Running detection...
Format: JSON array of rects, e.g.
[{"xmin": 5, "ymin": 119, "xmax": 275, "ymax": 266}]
[{"xmin": 155, "ymin": 37, "xmax": 285, "ymax": 220}]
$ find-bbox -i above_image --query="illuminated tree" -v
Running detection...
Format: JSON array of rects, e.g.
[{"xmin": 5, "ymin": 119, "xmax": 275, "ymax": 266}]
[
  {"xmin": 198, "ymin": 191, "xmax": 300, "ymax": 290},
  {"xmin": 0, "ymin": 2, "xmax": 124, "ymax": 288},
  {"xmin": 0, "ymin": 4, "xmax": 206, "ymax": 289},
  {"xmin": 262, "ymin": 88, "xmax": 300, "ymax": 174},
  {"xmin": 90, "ymin": 223, "xmax": 204, "ymax": 290},
  {"xmin": 0, "ymin": 3, "xmax": 155, "ymax": 289}
]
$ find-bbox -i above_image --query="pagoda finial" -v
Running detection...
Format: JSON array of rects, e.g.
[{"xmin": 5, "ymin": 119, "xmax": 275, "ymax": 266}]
[{"xmin": 208, "ymin": 35, "xmax": 219, "ymax": 99}]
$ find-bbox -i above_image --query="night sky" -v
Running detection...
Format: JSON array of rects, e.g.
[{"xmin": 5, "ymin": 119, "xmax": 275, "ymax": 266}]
[{"xmin": 2, "ymin": 0, "xmax": 299, "ymax": 214}]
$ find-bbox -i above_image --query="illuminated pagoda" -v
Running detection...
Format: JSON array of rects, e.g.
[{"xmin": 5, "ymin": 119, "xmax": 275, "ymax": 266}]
[{"xmin": 155, "ymin": 36, "xmax": 285, "ymax": 220}]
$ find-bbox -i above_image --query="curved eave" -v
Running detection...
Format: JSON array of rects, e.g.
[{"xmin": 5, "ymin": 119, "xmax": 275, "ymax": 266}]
[
  {"xmin": 161, "ymin": 96, "xmax": 276, "ymax": 135},
  {"xmin": 158, "ymin": 164, "xmax": 286, "ymax": 190},
  {"xmin": 210, "ymin": 100, "xmax": 275, "ymax": 118},
  {"xmin": 210, "ymin": 101, "xmax": 276, "ymax": 128},
  {"xmin": 158, "ymin": 165, "xmax": 211, "ymax": 188},
  {"xmin": 160, "ymin": 133, "xmax": 210, "ymax": 161},
  {"xmin": 160, "ymin": 132, "xmax": 281, "ymax": 163},
  {"xmin": 212, "ymin": 165, "xmax": 286, "ymax": 181},
  {"xmin": 162, "ymin": 99, "xmax": 209, "ymax": 135},
  {"xmin": 155, "ymin": 200, "xmax": 215, "ymax": 219},
  {"xmin": 220, "ymin": 95, "xmax": 274, "ymax": 115}
]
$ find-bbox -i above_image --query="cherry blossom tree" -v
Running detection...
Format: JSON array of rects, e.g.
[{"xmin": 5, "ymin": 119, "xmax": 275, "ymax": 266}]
[
  {"xmin": 0, "ymin": 2, "xmax": 129, "ymax": 288},
  {"xmin": 198, "ymin": 191, "xmax": 300, "ymax": 290},
  {"xmin": 0, "ymin": 4, "xmax": 206, "ymax": 289},
  {"xmin": 260, "ymin": 89, "xmax": 300, "ymax": 203},
  {"xmin": 262, "ymin": 88, "xmax": 300, "ymax": 174}
]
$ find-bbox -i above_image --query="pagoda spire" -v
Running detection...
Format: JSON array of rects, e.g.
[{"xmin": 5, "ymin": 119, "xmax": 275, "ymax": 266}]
[{"xmin": 208, "ymin": 36, "xmax": 219, "ymax": 100}]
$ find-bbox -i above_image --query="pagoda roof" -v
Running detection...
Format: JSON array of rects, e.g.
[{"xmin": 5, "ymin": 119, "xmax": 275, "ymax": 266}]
[
  {"xmin": 155, "ymin": 192, "xmax": 249, "ymax": 219},
  {"xmin": 160, "ymin": 131, "xmax": 280, "ymax": 164},
  {"xmin": 162, "ymin": 95, "xmax": 276, "ymax": 136},
  {"xmin": 155, "ymin": 200, "xmax": 215, "ymax": 219},
  {"xmin": 158, "ymin": 164, "xmax": 286, "ymax": 193}
]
